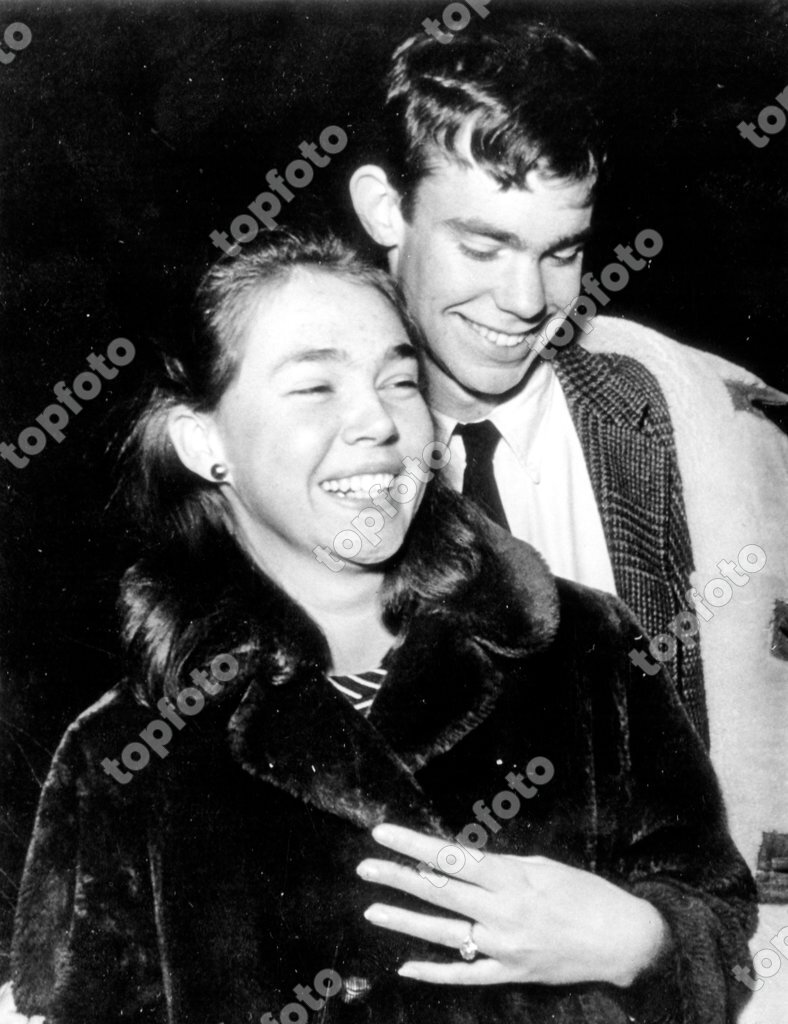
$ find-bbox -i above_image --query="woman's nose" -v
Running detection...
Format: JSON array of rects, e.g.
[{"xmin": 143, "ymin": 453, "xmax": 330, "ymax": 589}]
[{"xmin": 341, "ymin": 390, "xmax": 398, "ymax": 445}]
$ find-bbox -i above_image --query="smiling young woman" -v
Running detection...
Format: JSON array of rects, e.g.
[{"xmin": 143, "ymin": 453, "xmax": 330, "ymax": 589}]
[{"xmin": 8, "ymin": 228, "xmax": 756, "ymax": 1024}]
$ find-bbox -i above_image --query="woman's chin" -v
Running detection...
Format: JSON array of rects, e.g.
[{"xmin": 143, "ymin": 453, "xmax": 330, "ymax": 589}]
[{"xmin": 338, "ymin": 537, "xmax": 408, "ymax": 571}]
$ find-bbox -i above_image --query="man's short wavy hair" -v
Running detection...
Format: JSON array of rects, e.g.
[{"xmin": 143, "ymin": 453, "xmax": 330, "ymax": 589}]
[{"xmin": 382, "ymin": 22, "xmax": 608, "ymax": 218}]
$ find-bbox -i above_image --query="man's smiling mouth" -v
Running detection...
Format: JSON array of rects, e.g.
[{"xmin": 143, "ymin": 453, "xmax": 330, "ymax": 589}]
[{"xmin": 461, "ymin": 315, "xmax": 529, "ymax": 348}]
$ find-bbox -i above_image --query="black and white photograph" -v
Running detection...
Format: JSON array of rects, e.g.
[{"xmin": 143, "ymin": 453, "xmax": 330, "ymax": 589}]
[{"xmin": 0, "ymin": 0, "xmax": 786, "ymax": 1021}]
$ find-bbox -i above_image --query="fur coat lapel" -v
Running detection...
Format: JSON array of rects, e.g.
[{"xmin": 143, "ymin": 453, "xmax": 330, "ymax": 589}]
[{"xmin": 129, "ymin": 522, "xmax": 561, "ymax": 837}]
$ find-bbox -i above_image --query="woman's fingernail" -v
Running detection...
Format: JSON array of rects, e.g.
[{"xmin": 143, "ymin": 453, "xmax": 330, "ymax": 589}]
[
  {"xmin": 357, "ymin": 862, "xmax": 378, "ymax": 880},
  {"xmin": 364, "ymin": 905, "xmax": 389, "ymax": 924},
  {"xmin": 398, "ymin": 964, "xmax": 419, "ymax": 979}
]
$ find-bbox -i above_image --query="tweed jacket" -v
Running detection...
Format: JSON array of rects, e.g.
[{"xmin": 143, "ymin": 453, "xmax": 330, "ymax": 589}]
[
  {"xmin": 576, "ymin": 318, "xmax": 788, "ymax": 1024},
  {"xmin": 553, "ymin": 333, "xmax": 706, "ymax": 744},
  {"xmin": 572, "ymin": 316, "xmax": 788, "ymax": 863},
  {"xmin": 12, "ymin": 525, "xmax": 756, "ymax": 1024}
]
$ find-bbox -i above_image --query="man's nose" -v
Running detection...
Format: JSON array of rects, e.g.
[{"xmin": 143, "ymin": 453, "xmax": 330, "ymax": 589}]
[
  {"xmin": 341, "ymin": 389, "xmax": 398, "ymax": 445},
  {"xmin": 492, "ymin": 256, "xmax": 547, "ymax": 324}
]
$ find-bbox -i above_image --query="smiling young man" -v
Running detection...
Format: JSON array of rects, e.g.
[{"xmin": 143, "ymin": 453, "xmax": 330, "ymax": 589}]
[{"xmin": 349, "ymin": 23, "xmax": 788, "ymax": 1022}]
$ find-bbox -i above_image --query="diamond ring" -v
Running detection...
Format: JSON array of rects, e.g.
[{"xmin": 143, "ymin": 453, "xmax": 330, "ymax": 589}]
[{"xmin": 459, "ymin": 923, "xmax": 479, "ymax": 962}]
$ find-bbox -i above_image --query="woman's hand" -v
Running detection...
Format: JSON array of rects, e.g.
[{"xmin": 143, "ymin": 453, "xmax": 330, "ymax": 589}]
[{"xmin": 357, "ymin": 823, "xmax": 671, "ymax": 988}]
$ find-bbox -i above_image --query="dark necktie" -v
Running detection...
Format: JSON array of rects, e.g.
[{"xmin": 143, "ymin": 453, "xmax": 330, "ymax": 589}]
[{"xmin": 455, "ymin": 420, "xmax": 510, "ymax": 530}]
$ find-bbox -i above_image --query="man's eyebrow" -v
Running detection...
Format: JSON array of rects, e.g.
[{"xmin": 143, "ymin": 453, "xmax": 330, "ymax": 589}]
[
  {"xmin": 273, "ymin": 342, "xmax": 418, "ymax": 372},
  {"xmin": 544, "ymin": 227, "xmax": 593, "ymax": 254},
  {"xmin": 444, "ymin": 218, "xmax": 592, "ymax": 254},
  {"xmin": 444, "ymin": 217, "xmax": 523, "ymax": 248}
]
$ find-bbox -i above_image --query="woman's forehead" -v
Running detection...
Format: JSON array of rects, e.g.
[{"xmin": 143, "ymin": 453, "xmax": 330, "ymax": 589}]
[
  {"xmin": 240, "ymin": 269, "xmax": 408, "ymax": 357},
  {"xmin": 224, "ymin": 268, "xmax": 413, "ymax": 384}
]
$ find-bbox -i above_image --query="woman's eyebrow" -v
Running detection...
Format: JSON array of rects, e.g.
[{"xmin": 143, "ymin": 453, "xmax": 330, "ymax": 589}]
[
  {"xmin": 272, "ymin": 347, "xmax": 347, "ymax": 372},
  {"xmin": 272, "ymin": 342, "xmax": 417, "ymax": 373},
  {"xmin": 384, "ymin": 342, "xmax": 419, "ymax": 362}
]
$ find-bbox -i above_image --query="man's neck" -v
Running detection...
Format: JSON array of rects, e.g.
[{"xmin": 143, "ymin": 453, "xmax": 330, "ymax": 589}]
[{"xmin": 426, "ymin": 351, "xmax": 542, "ymax": 422}]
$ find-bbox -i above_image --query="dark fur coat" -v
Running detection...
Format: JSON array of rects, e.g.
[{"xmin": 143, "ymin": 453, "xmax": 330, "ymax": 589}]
[{"xmin": 12, "ymin": 524, "xmax": 756, "ymax": 1024}]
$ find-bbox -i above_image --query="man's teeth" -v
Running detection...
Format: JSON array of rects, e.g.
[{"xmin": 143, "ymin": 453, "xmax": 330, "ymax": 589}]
[
  {"xmin": 466, "ymin": 319, "xmax": 527, "ymax": 347},
  {"xmin": 321, "ymin": 473, "xmax": 396, "ymax": 496}
]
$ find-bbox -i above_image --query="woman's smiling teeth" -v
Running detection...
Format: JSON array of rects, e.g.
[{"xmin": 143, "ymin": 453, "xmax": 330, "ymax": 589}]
[
  {"xmin": 464, "ymin": 316, "xmax": 528, "ymax": 348},
  {"xmin": 321, "ymin": 472, "xmax": 396, "ymax": 498}
]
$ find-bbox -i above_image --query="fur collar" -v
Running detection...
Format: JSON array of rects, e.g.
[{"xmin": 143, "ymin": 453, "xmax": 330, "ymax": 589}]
[{"xmin": 121, "ymin": 519, "xmax": 560, "ymax": 832}]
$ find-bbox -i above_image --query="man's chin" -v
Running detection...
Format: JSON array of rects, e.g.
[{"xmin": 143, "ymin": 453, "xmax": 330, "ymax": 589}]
[{"xmin": 459, "ymin": 352, "xmax": 542, "ymax": 401}]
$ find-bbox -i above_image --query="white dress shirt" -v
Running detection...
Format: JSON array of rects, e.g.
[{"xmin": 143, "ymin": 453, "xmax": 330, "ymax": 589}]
[{"xmin": 433, "ymin": 360, "xmax": 617, "ymax": 594}]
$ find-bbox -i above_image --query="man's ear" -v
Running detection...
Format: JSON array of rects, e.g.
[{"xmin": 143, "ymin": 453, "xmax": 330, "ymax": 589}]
[
  {"xmin": 167, "ymin": 406, "xmax": 228, "ymax": 484},
  {"xmin": 349, "ymin": 165, "xmax": 406, "ymax": 249}
]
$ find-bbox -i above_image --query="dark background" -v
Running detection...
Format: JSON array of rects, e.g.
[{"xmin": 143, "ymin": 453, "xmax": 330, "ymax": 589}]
[{"xmin": 0, "ymin": 0, "xmax": 786, "ymax": 978}]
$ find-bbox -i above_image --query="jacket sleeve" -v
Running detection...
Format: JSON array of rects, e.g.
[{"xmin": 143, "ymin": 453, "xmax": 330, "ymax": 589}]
[
  {"xmin": 601, "ymin": 597, "xmax": 758, "ymax": 1023},
  {"xmin": 11, "ymin": 711, "xmax": 164, "ymax": 1023}
]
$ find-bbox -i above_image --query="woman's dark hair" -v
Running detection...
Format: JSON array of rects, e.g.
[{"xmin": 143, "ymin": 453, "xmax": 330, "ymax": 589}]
[
  {"xmin": 382, "ymin": 22, "xmax": 608, "ymax": 218},
  {"xmin": 118, "ymin": 227, "xmax": 504, "ymax": 704}
]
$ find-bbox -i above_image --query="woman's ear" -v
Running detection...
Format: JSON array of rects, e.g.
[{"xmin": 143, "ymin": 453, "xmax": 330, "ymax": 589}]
[
  {"xmin": 349, "ymin": 165, "xmax": 406, "ymax": 249},
  {"xmin": 167, "ymin": 406, "xmax": 227, "ymax": 484}
]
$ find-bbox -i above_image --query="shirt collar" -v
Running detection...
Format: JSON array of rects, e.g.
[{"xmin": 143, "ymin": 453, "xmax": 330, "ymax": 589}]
[{"xmin": 431, "ymin": 359, "xmax": 558, "ymax": 468}]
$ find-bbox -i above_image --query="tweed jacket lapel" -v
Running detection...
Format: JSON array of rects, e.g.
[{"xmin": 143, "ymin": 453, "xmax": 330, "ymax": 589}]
[
  {"xmin": 553, "ymin": 341, "xmax": 707, "ymax": 740},
  {"xmin": 554, "ymin": 341, "xmax": 672, "ymax": 589}
]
